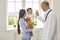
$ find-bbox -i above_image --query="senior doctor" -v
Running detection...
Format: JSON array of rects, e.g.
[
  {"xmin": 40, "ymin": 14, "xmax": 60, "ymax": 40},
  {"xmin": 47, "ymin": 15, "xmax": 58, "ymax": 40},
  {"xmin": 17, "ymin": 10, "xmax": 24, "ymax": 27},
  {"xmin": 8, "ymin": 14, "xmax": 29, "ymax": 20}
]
[{"xmin": 36, "ymin": 1, "xmax": 57, "ymax": 40}]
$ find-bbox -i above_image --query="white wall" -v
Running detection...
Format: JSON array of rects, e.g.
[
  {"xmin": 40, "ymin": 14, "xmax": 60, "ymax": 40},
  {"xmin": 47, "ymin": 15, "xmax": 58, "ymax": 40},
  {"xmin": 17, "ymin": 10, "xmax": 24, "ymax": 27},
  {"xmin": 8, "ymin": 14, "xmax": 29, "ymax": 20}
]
[
  {"xmin": 0, "ymin": 0, "xmax": 15, "ymax": 40},
  {"xmin": 53, "ymin": 0, "xmax": 60, "ymax": 40}
]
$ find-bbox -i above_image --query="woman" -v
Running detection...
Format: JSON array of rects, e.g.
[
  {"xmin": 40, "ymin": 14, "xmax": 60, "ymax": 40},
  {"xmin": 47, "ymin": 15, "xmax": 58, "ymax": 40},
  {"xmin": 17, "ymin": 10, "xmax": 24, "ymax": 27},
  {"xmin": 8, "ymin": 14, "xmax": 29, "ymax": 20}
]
[{"xmin": 17, "ymin": 9, "xmax": 32, "ymax": 40}]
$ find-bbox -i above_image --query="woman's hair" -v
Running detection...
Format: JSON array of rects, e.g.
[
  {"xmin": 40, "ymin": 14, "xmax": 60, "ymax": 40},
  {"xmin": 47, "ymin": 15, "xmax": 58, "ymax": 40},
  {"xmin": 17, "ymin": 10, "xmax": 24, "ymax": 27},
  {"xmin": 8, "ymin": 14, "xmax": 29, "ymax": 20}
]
[{"xmin": 17, "ymin": 9, "xmax": 26, "ymax": 34}]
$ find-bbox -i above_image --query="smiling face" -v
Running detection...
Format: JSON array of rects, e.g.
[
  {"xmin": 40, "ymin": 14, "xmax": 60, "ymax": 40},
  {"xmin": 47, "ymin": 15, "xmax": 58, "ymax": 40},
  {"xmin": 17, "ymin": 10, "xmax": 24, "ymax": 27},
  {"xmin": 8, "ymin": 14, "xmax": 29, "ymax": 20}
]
[
  {"xmin": 27, "ymin": 9, "xmax": 32, "ymax": 14},
  {"xmin": 41, "ymin": 1, "xmax": 50, "ymax": 11},
  {"xmin": 41, "ymin": 3, "xmax": 47, "ymax": 11}
]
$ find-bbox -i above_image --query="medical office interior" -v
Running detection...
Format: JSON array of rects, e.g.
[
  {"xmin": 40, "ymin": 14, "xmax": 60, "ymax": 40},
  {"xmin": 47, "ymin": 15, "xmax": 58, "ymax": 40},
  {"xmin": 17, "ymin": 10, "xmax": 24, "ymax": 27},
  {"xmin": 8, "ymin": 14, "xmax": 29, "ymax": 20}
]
[{"xmin": 0, "ymin": 0, "xmax": 60, "ymax": 40}]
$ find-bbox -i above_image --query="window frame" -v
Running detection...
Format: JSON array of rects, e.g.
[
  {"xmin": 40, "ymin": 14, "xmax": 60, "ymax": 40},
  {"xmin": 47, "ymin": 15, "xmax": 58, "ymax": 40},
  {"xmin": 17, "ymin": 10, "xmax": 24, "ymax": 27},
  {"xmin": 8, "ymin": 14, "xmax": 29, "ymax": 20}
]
[{"xmin": 7, "ymin": 0, "xmax": 44, "ymax": 30}]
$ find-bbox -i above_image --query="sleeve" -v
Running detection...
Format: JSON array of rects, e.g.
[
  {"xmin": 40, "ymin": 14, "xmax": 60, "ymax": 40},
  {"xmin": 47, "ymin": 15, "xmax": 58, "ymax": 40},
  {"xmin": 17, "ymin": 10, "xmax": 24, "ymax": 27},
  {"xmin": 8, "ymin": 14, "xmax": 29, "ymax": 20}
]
[
  {"xmin": 37, "ymin": 16, "xmax": 45, "ymax": 23},
  {"xmin": 19, "ymin": 19, "xmax": 32, "ymax": 32},
  {"xmin": 43, "ymin": 14, "xmax": 57, "ymax": 40}
]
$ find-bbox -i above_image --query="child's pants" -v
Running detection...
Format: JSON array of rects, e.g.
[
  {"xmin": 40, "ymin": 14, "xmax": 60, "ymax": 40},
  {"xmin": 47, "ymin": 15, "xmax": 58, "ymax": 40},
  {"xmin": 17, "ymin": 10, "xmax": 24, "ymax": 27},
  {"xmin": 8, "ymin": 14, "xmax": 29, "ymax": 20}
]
[{"xmin": 22, "ymin": 37, "xmax": 31, "ymax": 40}]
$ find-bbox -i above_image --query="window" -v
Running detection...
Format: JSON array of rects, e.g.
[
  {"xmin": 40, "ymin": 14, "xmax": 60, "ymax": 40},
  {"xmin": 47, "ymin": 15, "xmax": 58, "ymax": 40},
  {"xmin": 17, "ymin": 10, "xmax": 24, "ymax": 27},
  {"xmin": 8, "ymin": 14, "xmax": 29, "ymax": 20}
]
[
  {"xmin": 7, "ymin": 0, "xmax": 22, "ymax": 30},
  {"xmin": 7, "ymin": 0, "xmax": 44, "ymax": 30},
  {"xmin": 25, "ymin": 0, "xmax": 44, "ymax": 28},
  {"xmin": 25, "ymin": 0, "xmax": 39, "ymax": 11}
]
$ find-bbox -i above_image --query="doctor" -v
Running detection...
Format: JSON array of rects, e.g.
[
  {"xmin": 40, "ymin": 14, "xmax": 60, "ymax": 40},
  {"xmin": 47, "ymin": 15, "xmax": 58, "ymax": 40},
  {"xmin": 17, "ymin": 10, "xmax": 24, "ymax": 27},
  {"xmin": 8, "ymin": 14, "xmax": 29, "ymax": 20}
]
[{"xmin": 36, "ymin": 1, "xmax": 57, "ymax": 40}]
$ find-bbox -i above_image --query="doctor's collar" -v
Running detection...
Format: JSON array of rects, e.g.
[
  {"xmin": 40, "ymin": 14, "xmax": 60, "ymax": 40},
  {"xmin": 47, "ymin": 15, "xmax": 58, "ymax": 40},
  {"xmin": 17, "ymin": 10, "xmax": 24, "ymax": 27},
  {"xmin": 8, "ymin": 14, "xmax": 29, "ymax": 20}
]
[
  {"xmin": 44, "ymin": 9, "xmax": 51, "ymax": 13},
  {"xmin": 44, "ymin": 9, "xmax": 52, "ymax": 17}
]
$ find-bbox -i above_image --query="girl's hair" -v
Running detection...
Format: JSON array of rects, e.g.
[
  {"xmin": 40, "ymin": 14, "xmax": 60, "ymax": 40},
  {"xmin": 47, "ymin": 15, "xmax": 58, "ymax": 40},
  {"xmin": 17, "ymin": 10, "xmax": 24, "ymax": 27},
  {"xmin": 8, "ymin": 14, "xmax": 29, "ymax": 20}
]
[{"xmin": 17, "ymin": 9, "xmax": 26, "ymax": 34}]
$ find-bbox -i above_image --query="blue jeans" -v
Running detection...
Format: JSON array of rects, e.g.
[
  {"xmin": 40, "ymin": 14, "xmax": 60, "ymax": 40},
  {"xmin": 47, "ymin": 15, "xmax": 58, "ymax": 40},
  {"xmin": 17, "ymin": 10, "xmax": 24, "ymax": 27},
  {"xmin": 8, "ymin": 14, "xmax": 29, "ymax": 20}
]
[{"xmin": 22, "ymin": 37, "xmax": 31, "ymax": 40}]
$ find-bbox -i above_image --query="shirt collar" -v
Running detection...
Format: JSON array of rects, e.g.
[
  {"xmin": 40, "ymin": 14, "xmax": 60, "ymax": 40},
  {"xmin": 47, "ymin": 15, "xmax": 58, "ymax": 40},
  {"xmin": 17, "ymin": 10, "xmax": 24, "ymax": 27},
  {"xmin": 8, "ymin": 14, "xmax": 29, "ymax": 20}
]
[
  {"xmin": 44, "ymin": 9, "xmax": 51, "ymax": 18},
  {"xmin": 46, "ymin": 9, "xmax": 51, "ymax": 13}
]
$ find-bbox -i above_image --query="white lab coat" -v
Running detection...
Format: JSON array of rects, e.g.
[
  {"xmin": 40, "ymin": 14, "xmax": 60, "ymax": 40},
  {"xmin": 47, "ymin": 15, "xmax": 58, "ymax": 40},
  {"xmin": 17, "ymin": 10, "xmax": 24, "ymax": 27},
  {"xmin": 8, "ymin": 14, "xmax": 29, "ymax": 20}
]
[{"xmin": 38, "ymin": 9, "xmax": 57, "ymax": 40}]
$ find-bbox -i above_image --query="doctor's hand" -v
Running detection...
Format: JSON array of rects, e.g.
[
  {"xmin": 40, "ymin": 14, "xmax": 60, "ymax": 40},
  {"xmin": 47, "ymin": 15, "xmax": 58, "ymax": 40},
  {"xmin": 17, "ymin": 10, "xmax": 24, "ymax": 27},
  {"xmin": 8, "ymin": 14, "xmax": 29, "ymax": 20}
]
[{"xmin": 36, "ymin": 10, "xmax": 39, "ymax": 16}]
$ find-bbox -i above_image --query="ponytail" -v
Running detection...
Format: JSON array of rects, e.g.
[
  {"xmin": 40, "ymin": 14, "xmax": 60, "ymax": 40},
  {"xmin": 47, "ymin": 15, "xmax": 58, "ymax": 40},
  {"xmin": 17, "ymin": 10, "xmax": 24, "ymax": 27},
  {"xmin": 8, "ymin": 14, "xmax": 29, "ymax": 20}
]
[
  {"xmin": 17, "ymin": 19, "xmax": 21, "ymax": 34},
  {"xmin": 17, "ymin": 9, "xmax": 26, "ymax": 34}
]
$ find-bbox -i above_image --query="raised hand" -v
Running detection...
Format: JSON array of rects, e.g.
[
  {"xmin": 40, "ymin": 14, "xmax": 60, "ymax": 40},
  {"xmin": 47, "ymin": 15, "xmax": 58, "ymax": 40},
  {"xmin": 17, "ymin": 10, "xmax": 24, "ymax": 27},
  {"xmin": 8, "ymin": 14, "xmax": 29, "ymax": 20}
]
[{"xmin": 36, "ymin": 10, "xmax": 39, "ymax": 16}]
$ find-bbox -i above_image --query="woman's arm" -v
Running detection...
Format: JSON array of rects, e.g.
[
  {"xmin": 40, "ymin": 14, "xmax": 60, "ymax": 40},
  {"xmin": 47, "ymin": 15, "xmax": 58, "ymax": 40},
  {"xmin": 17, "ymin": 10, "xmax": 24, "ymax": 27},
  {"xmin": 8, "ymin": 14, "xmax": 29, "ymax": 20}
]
[{"xmin": 19, "ymin": 19, "xmax": 31, "ymax": 32}]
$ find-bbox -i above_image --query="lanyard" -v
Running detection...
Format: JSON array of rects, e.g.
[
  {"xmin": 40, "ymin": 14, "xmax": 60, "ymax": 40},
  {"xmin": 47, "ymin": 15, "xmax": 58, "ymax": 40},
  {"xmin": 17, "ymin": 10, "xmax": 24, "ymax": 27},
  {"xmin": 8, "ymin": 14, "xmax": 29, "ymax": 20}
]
[{"xmin": 45, "ymin": 9, "xmax": 52, "ymax": 21}]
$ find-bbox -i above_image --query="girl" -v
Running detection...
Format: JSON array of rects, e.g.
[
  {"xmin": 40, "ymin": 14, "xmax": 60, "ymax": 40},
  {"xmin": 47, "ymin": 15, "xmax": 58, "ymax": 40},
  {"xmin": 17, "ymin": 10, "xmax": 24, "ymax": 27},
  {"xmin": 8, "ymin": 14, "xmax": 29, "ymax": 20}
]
[{"xmin": 17, "ymin": 9, "xmax": 32, "ymax": 40}]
